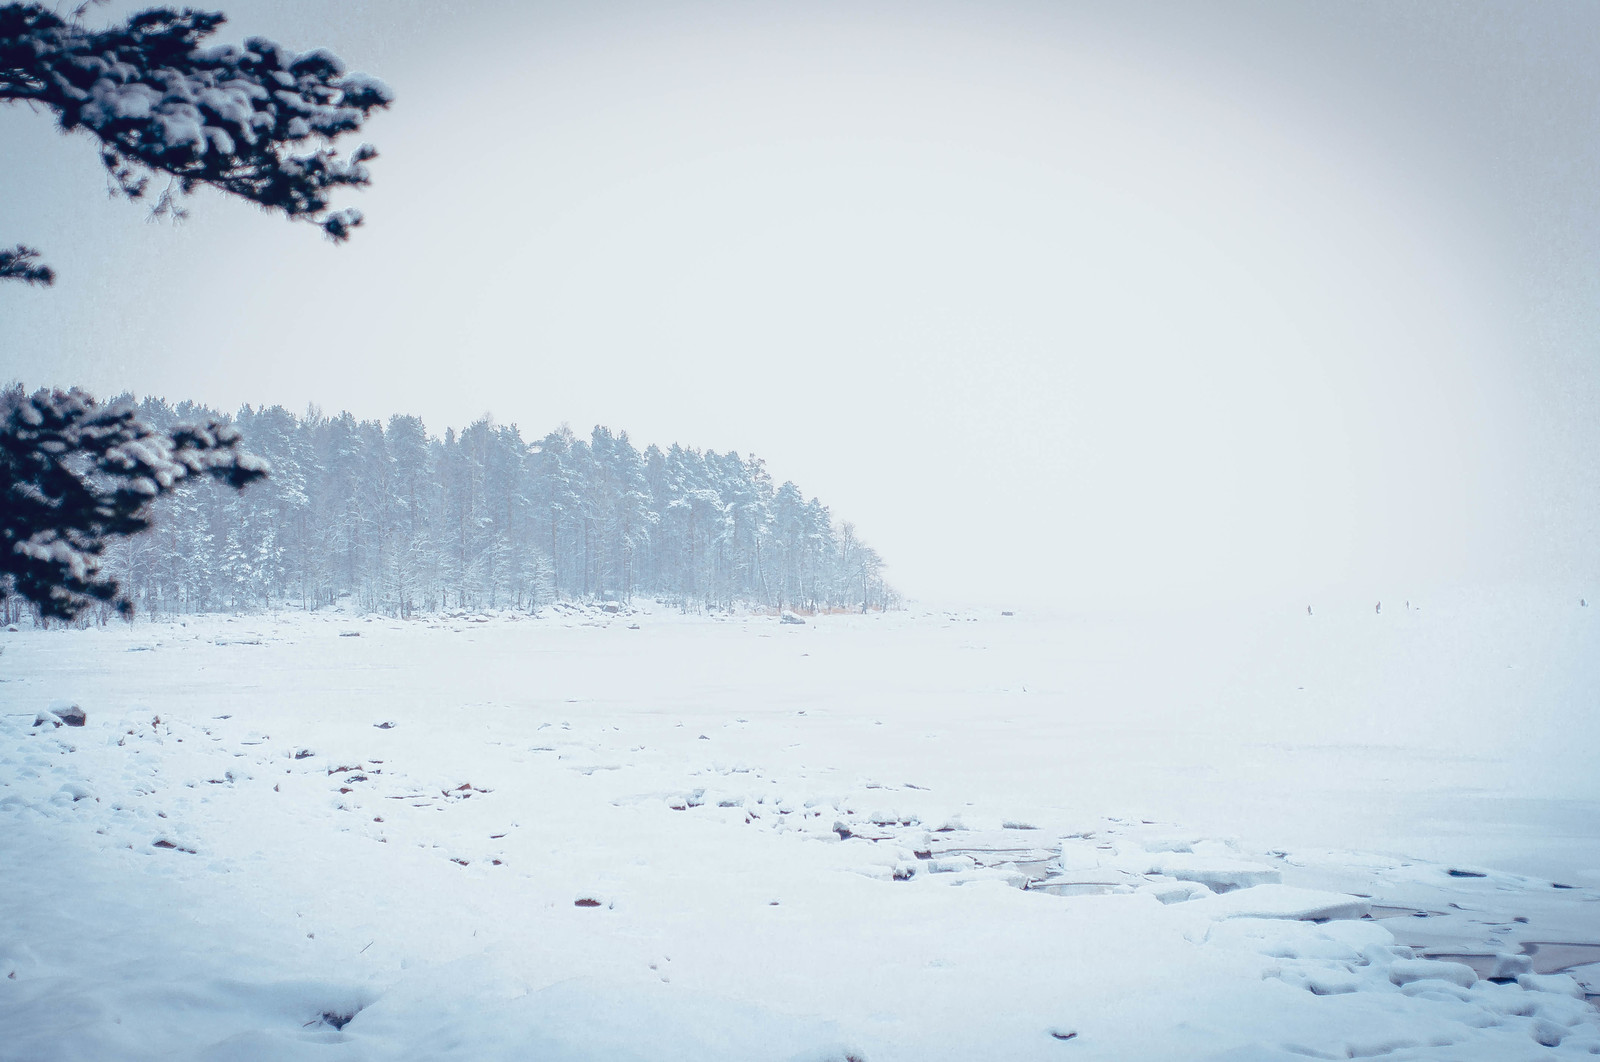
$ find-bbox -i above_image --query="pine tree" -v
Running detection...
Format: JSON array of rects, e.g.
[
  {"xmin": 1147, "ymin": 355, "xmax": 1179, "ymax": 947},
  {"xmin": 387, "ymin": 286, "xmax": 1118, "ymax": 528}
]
[{"xmin": 385, "ymin": 414, "xmax": 434, "ymax": 616}]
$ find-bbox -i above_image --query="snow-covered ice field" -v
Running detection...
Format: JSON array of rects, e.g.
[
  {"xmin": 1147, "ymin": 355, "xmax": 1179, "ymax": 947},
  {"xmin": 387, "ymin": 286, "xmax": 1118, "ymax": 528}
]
[{"xmin": 3, "ymin": 595, "xmax": 1599, "ymax": 1060}]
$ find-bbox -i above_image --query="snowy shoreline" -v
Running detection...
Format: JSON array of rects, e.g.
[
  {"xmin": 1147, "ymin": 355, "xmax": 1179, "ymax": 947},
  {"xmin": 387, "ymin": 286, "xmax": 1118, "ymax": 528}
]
[{"xmin": 3, "ymin": 603, "xmax": 1598, "ymax": 1059}]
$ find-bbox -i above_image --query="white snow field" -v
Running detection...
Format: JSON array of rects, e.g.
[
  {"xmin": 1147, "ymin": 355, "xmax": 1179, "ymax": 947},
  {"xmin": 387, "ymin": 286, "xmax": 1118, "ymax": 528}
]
[{"xmin": 3, "ymin": 594, "xmax": 1599, "ymax": 1060}]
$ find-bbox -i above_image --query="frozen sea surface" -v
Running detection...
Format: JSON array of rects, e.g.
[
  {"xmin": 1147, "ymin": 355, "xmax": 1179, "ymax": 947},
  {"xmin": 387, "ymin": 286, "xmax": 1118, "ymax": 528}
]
[{"xmin": 1, "ymin": 594, "xmax": 1597, "ymax": 1059}]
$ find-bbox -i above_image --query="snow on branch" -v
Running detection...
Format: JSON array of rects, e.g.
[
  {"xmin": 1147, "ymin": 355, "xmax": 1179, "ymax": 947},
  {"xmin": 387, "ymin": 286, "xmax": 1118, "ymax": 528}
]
[
  {"xmin": 0, "ymin": 244, "xmax": 54, "ymax": 285},
  {"xmin": 0, "ymin": 4, "xmax": 392, "ymax": 243},
  {"xmin": 0, "ymin": 386, "xmax": 267, "ymax": 620}
]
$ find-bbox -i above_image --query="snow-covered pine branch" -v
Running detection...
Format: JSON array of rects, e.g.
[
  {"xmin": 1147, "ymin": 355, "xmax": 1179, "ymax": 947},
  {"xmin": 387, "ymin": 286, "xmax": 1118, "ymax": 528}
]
[
  {"xmin": 0, "ymin": 2, "xmax": 392, "ymax": 279},
  {"xmin": 0, "ymin": 386, "xmax": 267, "ymax": 620},
  {"xmin": 0, "ymin": 244, "xmax": 54, "ymax": 285}
]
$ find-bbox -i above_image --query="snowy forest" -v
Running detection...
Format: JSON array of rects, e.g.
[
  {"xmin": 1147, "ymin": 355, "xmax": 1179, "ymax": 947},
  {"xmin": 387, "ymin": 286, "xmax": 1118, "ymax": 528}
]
[{"xmin": 17, "ymin": 395, "xmax": 896, "ymax": 621}]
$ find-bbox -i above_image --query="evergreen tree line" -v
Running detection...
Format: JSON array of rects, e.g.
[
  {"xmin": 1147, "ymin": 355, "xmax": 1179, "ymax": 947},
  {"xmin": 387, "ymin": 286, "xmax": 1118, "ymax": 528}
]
[{"xmin": 36, "ymin": 397, "xmax": 896, "ymax": 620}]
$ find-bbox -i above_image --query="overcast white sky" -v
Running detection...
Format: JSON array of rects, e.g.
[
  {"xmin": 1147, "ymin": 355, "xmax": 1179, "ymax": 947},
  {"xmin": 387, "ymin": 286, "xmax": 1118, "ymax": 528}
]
[{"xmin": 3, "ymin": 0, "xmax": 1599, "ymax": 607}]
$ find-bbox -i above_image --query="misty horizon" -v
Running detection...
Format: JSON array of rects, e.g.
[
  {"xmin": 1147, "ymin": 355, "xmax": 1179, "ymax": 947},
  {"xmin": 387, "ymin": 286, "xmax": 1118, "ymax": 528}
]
[{"xmin": 6, "ymin": 0, "xmax": 1600, "ymax": 609}]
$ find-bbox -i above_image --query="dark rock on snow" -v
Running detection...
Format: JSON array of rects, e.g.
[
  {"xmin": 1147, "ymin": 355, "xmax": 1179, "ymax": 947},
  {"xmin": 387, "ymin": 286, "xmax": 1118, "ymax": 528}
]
[{"xmin": 52, "ymin": 704, "xmax": 86, "ymax": 727}]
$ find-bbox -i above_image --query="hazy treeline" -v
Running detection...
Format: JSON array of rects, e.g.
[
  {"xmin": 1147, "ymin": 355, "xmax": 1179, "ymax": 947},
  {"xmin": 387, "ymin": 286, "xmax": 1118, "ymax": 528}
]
[{"xmin": 71, "ymin": 397, "xmax": 894, "ymax": 619}]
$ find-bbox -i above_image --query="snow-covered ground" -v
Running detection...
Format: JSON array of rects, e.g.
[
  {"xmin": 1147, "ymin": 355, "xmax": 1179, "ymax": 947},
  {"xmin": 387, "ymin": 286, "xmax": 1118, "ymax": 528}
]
[{"xmin": 3, "ymin": 595, "xmax": 1599, "ymax": 1060}]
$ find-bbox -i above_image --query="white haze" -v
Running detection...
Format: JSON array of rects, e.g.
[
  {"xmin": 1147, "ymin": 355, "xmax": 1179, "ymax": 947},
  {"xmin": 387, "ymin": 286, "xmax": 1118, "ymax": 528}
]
[{"xmin": 2, "ymin": 1, "xmax": 1596, "ymax": 607}]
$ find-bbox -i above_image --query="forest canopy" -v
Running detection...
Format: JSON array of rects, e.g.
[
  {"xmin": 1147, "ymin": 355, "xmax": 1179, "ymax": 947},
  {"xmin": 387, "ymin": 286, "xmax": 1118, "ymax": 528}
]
[{"xmin": 4, "ymin": 396, "xmax": 895, "ymax": 623}]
